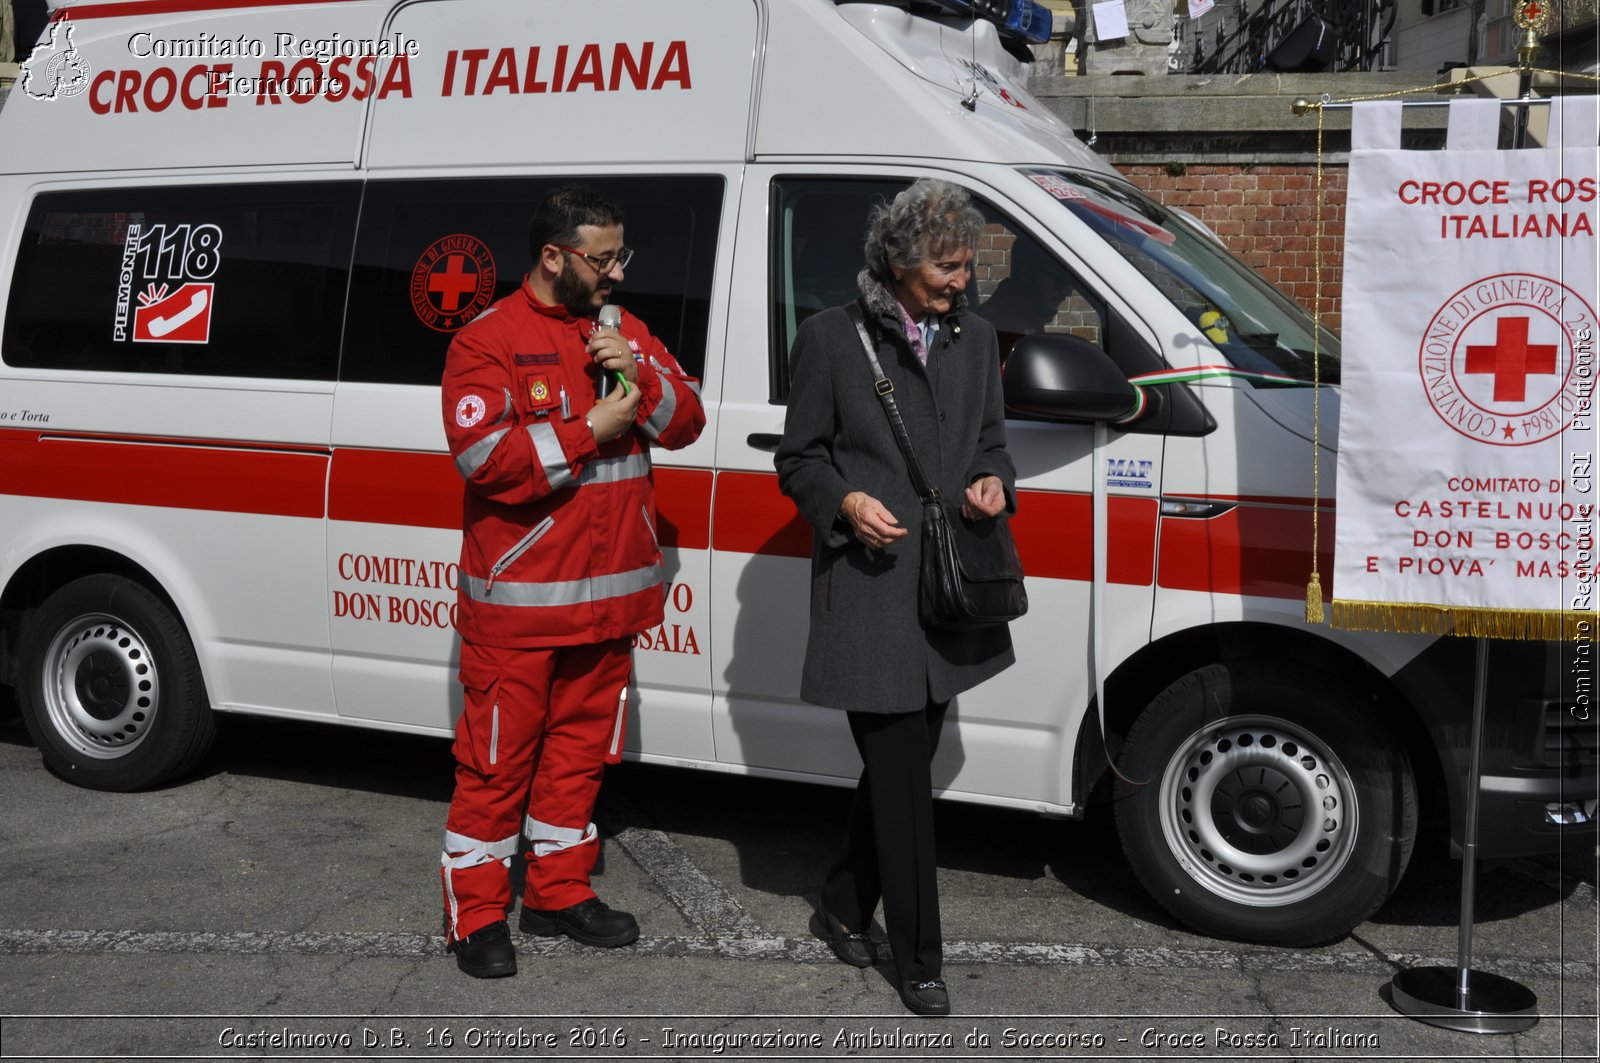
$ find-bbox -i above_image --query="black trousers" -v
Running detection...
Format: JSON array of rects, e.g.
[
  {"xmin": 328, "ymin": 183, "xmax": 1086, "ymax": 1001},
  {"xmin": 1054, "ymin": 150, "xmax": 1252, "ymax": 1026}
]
[{"xmin": 820, "ymin": 699, "xmax": 948, "ymax": 982}]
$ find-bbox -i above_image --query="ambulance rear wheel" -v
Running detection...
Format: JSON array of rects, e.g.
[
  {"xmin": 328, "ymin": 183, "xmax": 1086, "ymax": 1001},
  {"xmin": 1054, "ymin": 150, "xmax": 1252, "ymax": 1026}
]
[
  {"xmin": 17, "ymin": 574, "xmax": 215, "ymax": 791},
  {"xmin": 1114, "ymin": 660, "xmax": 1416, "ymax": 946}
]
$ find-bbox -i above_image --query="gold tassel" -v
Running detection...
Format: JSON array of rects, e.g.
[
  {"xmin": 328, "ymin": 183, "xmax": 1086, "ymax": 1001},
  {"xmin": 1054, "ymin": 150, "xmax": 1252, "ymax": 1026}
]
[{"xmin": 1305, "ymin": 573, "xmax": 1324, "ymax": 624}]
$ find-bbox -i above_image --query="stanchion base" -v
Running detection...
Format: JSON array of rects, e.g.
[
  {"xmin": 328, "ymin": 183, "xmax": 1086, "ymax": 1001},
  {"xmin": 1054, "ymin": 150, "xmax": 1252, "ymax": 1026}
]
[{"xmin": 1389, "ymin": 966, "xmax": 1539, "ymax": 1034}]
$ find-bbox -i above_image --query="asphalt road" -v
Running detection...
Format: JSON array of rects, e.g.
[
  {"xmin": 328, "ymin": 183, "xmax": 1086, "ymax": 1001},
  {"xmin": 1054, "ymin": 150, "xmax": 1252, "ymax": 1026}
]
[{"xmin": 0, "ymin": 705, "xmax": 1594, "ymax": 1062}]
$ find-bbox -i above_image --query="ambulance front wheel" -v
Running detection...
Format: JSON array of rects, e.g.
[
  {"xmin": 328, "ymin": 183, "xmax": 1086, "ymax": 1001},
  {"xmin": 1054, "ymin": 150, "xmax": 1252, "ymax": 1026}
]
[
  {"xmin": 1113, "ymin": 660, "xmax": 1417, "ymax": 946},
  {"xmin": 17, "ymin": 574, "xmax": 216, "ymax": 791}
]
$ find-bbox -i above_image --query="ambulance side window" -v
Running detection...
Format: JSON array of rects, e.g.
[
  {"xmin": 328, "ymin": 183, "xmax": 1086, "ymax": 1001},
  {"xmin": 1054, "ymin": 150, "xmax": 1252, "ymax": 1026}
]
[
  {"xmin": 343, "ymin": 176, "xmax": 723, "ymax": 387},
  {"xmin": 2, "ymin": 184, "xmax": 358, "ymax": 380},
  {"xmin": 770, "ymin": 177, "xmax": 1110, "ymax": 403}
]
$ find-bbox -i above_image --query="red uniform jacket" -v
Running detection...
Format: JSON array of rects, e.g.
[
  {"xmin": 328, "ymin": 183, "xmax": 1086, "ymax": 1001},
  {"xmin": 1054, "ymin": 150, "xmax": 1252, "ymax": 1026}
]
[{"xmin": 441, "ymin": 280, "xmax": 705, "ymax": 648}]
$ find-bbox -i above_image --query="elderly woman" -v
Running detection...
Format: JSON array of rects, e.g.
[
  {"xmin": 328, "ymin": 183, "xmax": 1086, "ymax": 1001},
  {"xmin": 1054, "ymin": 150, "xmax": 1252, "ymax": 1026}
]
[{"xmin": 775, "ymin": 179, "xmax": 1017, "ymax": 1017}]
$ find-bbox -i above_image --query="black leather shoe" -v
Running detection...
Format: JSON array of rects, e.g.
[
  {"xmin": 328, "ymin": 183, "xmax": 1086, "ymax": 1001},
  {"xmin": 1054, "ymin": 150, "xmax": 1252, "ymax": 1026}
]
[
  {"xmin": 898, "ymin": 978, "xmax": 951, "ymax": 1017},
  {"xmin": 449, "ymin": 921, "xmax": 516, "ymax": 978},
  {"xmin": 520, "ymin": 897, "xmax": 639, "ymax": 948},
  {"xmin": 811, "ymin": 909, "xmax": 875, "ymax": 968}
]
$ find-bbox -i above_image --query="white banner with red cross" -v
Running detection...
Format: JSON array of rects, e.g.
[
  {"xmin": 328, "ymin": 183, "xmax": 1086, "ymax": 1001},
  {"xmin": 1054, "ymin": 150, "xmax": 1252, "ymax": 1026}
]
[{"xmin": 1332, "ymin": 97, "xmax": 1597, "ymax": 640}]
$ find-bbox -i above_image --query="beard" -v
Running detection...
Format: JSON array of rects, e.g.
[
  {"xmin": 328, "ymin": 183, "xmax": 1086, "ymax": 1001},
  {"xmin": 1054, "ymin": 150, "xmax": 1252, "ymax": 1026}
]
[{"xmin": 553, "ymin": 260, "xmax": 605, "ymax": 318}]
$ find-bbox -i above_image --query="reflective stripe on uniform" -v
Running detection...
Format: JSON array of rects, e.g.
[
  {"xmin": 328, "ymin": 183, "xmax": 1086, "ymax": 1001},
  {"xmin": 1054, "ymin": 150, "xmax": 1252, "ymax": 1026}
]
[
  {"xmin": 576, "ymin": 450, "xmax": 651, "ymax": 487},
  {"xmin": 639, "ymin": 380, "xmax": 677, "ymax": 440},
  {"xmin": 454, "ymin": 426, "xmax": 510, "ymax": 480},
  {"xmin": 524, "ymin": 817, "xmax": 598, "ymax": 858},
  {"xmin": 528, "ymin": 422, "xmax": 573, "ymax": 490},
  {"xmin": 440, "ymin": 829, "xmax": 519, "ymax": 871},
  {"xmin": 464, "ymin": 563, "xmax": 661, "ymax": 607},
  {"xmin": 489, "ymin": 701, "xmax": 499, "ymax": 766}
]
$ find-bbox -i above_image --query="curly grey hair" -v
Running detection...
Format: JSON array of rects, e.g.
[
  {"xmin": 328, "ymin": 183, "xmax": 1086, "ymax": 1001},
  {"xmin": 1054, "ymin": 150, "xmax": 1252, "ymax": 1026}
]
[{"xmin": 863, "ymin": 178, "xmax": 984, "ymax": 282}]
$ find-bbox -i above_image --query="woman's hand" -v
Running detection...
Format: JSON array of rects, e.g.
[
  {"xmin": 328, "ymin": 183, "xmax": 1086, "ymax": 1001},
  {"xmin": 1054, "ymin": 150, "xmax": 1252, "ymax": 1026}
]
[
  {"xmin": 962, "ymin": 475, "xmax": 1006, "ymax": 520},
  {"xmin": 840, "ymin": 491, "xmax": 908, "ymax": 549}
]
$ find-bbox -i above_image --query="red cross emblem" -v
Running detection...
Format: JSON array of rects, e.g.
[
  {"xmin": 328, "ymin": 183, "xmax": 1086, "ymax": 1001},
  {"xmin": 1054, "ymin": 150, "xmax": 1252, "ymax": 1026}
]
[
  {"xmin": 455, "ymin": 393, "xmax": 486, "ymax": 428},
  {"xmin": 428, "ymin": 254, "xmax": 480, "ymax": 312},
  {"xmin": 1462, "ymin": 315, "xmax": 1557, "ymax": 402},
  {"xmin": 411, "ymin": 234, "xmax": 497, "ymax": 333}
]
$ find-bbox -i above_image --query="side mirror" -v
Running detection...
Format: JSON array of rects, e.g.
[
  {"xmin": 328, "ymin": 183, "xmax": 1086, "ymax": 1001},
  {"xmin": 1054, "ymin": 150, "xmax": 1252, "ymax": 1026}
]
[{"xmin": 1003, "ymin": 333, "xmax": 1141, "ymax": 424}]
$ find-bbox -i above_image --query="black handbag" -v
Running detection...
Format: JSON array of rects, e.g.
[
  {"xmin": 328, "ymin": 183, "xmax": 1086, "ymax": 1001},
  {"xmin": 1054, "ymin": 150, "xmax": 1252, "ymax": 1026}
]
[{"xmin": 845, "ymin": 304, "xmax": 1027, "ymax": 631}]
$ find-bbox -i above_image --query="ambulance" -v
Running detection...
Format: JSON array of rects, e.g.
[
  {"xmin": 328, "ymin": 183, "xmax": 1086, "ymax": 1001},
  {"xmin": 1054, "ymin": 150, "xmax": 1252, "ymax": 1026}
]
[{"xmin": 0, "ymin": 0, "xmax": 1590, "ymax": 946}]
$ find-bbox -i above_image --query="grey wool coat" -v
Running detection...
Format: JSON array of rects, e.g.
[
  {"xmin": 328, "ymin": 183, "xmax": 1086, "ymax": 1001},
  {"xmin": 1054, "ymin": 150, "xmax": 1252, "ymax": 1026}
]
[{"xmin": 775, "ymin": 271, "xmax": 1018, "ymax": 714}]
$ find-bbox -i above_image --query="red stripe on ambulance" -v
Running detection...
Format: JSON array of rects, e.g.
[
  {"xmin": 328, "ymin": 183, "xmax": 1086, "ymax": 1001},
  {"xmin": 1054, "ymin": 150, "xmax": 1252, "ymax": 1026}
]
[
  {"xmin": 52, "ymin": 0, "xmax": 353, "ymax": 19},
  {"xmin": 3, "ymin": 426, "xmax": 1327, "ymax": 599},
  {"xmin": 0, "ymin": 429, "xmax": 326, "ymax": 518},
  {"xmin": 710, "ymin": 469, "xmax": 1161, "ymax": 586},
  {"xmin": 325, "ymin": 448, "xmax": 711, "ymax": 549},
  {"xmin": 1157, "ymin": 505, "xmax": 1336, "ymax": 600}
]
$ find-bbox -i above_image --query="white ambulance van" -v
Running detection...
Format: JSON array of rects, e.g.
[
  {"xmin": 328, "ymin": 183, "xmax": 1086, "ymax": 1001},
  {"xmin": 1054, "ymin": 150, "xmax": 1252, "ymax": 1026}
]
[{"xmin": 0, "ymin": 0, "xmax": 1590, "ymax": 945}]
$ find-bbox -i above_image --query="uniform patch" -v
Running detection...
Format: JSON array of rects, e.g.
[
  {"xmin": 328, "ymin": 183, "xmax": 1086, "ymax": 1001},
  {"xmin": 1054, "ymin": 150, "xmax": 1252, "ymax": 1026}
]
[
  {"xmin": 524, "ymin": 373, "xmax": 557, "ymax": 409},
  {"xmin": 455, "ymin": 394, "xmax": 487, "ymax": 428},
  {"xmin": 515, "ymin": 352, "xmax": 560, "ymax": 365}
]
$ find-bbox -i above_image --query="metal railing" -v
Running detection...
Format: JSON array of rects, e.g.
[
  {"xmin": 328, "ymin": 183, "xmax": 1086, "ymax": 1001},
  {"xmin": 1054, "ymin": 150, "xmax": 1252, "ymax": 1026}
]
[{"xmin": 1174, "ymin": 0, "xmax": 1395, "ymax": 74}]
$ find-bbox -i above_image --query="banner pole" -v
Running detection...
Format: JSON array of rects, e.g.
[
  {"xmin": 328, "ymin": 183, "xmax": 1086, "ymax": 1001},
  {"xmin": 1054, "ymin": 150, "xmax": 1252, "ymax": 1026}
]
[
  {"xmin": 1455, "ymin": 637, "xmax": 1488, "ymax": 1006},
  {"xmin": 1388, "ymin": 638, "xmax": 1538, "ymax": 1033}
]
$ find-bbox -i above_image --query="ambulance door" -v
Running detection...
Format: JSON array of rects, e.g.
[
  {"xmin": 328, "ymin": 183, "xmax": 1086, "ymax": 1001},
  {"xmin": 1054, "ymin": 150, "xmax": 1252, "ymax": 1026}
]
[
  {"xmin": 328, "ymin": 174, "xmax": 723, "ymax": 764},
  {"xmin": 710, "ymin": 168, "xmax": 1166, "ymax": 811},
  {"xmin": 0, "ymin": 180, "xmax": 355, "ymax": 723}
]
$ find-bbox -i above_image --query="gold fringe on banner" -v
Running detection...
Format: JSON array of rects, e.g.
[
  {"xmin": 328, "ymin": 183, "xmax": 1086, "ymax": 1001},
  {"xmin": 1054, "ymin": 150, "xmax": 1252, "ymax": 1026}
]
[{"xmin": 1331, "ymin": 600, "xmax": 1597, "ymax": 642}]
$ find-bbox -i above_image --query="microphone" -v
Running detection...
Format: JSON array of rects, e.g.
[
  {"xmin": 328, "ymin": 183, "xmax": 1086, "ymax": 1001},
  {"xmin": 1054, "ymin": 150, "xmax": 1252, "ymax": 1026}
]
[{"xmin": 595, "ymin": 303, "xmax": 628, "ymax": 398}]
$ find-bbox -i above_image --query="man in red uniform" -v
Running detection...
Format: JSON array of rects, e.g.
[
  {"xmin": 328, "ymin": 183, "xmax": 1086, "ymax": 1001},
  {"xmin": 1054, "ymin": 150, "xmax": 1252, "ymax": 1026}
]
[{"xmin": 438, "ymin": 185, "xmax": 706, "ymax": 978}]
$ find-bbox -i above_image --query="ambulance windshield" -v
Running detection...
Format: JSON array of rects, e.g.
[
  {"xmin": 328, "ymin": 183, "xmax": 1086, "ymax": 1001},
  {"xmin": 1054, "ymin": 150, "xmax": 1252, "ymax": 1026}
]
[{"xmin": 1024, "ymin": 169, "xmax": 1340, "ymax": 385}]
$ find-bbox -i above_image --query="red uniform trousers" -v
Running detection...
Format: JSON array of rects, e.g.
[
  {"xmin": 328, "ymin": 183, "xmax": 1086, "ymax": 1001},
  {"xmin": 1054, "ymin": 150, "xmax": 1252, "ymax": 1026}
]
[{"xmin": 440, "ymin": 636, "xmax": 632, "ymax": 943}]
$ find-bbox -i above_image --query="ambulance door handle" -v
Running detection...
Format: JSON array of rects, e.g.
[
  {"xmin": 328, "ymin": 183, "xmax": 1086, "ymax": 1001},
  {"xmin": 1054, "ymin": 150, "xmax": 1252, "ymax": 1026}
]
[{"xmin": 746, "ymin": 433, "xmax": 781, "ymax": 451}]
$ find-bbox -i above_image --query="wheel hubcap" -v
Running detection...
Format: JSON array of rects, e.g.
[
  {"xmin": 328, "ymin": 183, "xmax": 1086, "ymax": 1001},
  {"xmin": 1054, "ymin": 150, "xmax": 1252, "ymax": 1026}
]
[
  {"xmin": 42, "ymin": 614, "xmax": 160, "ymax": 759},
  {"xmin": 1159, "ymin": 716, "xmax": 1357, "ymax": 907}
]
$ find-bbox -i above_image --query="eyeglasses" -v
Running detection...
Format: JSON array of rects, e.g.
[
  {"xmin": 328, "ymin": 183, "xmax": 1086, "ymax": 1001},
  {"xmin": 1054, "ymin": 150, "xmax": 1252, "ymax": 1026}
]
[{"xmin": 551, "ymin": 243, "xmax": 634, "ymax": 274}]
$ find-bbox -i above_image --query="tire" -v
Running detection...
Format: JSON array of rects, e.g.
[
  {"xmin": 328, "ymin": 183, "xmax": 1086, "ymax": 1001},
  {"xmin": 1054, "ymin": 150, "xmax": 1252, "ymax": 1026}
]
[
  {"xmin": 1113, "ymin": 659, "xmax": 1416, "ymax": 945},
  {"xmin": 17, "ymin": 574, "xmax": 215, "ymax": 791}
]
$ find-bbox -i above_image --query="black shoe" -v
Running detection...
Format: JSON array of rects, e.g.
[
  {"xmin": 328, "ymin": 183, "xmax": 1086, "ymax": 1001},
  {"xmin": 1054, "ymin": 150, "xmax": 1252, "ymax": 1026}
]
[
  {"xmin": 811, "ymin": 909, "xmax": 875, "ymax": 968},
  {"xmin": 520, "ymin": 897, "xmax": 639, "ymax": 948},
  {"xmin": 449, "ymin": 921, "xmax": 516, "ymax": 978},
  {"xmin": 898, "ymin": 978, "xmax": 951, "ymax": 1017}
]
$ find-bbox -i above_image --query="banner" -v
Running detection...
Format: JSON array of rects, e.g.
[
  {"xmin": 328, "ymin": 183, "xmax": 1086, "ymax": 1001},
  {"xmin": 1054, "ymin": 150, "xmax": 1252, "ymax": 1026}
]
[{"xmin": 1333, "ymin": 105, "xmax": 1596, "ymax": 639}]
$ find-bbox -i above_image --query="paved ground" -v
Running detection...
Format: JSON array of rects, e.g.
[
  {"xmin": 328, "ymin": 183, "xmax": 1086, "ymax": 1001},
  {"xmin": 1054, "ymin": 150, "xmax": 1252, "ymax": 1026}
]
[{"xmin": 0, "ymin": 707, "xmax": 1594, "ymax": 1062}]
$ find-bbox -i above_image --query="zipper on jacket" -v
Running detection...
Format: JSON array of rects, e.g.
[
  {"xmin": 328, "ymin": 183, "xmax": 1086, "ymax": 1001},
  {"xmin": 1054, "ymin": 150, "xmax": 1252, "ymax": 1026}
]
[
  {"xmin": 486, "ymin": 515, "xmax": 555, "ymax": 593},
  {"xmin": 640, "ymin": 505, "xmax": 659, "ymax": 550}
]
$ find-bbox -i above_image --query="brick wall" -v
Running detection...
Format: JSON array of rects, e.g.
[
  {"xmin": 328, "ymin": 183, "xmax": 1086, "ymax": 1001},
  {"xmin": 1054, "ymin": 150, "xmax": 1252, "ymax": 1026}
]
[{"xmin": 1118, "ymin": 163, "xmax": 1349, "ymax": 336}]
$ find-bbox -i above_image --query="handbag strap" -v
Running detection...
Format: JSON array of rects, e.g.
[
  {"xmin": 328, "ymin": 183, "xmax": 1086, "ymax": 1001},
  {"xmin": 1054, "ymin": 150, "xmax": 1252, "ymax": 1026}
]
[{"xmin": 844, "ymin": 302, "xmax": 938, "ymax": 504}]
